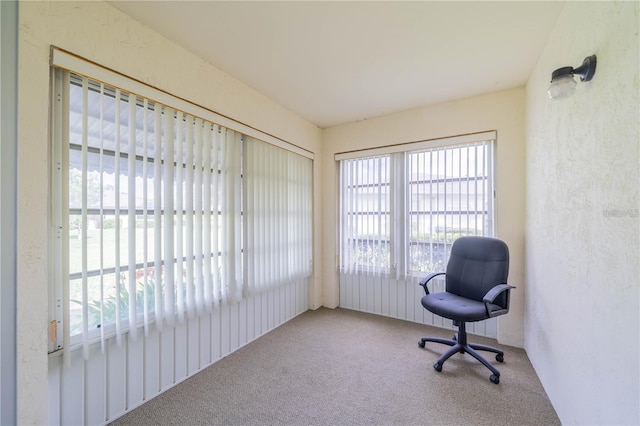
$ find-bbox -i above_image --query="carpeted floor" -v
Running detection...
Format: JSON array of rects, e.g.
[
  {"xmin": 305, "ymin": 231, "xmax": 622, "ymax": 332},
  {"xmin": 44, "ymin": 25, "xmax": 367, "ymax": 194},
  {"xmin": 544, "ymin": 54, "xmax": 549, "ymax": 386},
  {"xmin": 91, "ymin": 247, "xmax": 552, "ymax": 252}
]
[{"xmin": 111, "ymin": 307, "xmax": 560, "ymax": 425}]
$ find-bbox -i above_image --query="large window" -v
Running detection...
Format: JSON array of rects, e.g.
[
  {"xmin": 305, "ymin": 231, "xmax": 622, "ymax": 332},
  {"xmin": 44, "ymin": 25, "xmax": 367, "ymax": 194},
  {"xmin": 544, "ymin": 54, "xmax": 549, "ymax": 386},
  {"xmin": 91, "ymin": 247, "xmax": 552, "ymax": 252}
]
[
  {"xmin": 338, "ymin": 134, "xmax": 494, "ymax": 278},
  {"xmin": 50, "ymin": 53, "xmax": 313, "ymax": 359}
]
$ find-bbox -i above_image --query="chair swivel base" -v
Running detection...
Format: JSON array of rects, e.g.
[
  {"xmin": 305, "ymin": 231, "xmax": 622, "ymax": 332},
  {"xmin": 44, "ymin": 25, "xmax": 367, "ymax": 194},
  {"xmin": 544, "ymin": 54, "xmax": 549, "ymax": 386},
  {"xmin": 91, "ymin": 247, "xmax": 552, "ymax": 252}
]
[{"xmin": 418, "ymin": 322, "xmax": 504, "ymax": 384}]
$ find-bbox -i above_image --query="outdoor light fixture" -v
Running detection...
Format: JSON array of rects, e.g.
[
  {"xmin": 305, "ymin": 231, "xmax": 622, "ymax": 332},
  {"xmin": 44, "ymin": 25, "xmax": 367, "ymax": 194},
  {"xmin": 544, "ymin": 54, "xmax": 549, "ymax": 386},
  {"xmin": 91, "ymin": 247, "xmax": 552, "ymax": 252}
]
[{"xmin": 547, "ymin": 55, "xmax": 597, "ymax": 100}]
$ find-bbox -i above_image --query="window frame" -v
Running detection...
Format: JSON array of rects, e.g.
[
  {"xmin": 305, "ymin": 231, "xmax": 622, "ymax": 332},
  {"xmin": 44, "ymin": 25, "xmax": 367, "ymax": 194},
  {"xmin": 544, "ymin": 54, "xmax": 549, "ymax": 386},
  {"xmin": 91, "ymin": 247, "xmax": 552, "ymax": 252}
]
[{"xmin": 337, "ymin": 132, "xmax": 496, "ymax": 279}]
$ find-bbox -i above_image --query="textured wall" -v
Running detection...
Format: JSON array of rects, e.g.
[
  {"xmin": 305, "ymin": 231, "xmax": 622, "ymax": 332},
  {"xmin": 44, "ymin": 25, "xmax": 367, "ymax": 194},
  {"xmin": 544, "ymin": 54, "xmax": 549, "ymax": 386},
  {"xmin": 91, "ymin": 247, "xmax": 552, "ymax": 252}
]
[
  {"xmin": 525, "ymin": 1, "xmax": 639, "ymax": 424},
  {"xmin": 0, "ymin": 1, "xmax": 18, "ymax": 425},
  {"xmin": 18, "ymin": 2, "xmax": 320, "ymax": 424}
]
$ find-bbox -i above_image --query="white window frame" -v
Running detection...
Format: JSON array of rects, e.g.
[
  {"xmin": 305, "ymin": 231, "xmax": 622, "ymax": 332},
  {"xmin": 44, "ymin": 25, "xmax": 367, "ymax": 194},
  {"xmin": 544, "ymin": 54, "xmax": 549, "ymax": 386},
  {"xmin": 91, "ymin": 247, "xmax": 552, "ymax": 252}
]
[{"xmin": 337, "ymin": 132, "xmax": 496, "ymax": 279}]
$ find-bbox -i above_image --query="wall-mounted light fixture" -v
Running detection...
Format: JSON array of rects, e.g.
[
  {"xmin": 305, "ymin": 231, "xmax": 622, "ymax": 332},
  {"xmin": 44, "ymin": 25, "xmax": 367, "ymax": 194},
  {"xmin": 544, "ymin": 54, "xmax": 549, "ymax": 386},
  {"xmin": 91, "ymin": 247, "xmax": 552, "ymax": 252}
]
[{"xmin": 547, "ymin": 55, "xmax": 597, "ymax": 100}]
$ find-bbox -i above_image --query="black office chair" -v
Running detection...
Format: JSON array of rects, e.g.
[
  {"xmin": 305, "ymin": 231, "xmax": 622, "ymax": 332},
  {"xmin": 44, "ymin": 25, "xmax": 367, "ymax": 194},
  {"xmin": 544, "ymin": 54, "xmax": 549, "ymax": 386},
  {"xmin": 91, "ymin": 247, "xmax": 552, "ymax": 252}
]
[{"xmin": 418, "ymin": 236, "xmax": 514, "ymax": 384}]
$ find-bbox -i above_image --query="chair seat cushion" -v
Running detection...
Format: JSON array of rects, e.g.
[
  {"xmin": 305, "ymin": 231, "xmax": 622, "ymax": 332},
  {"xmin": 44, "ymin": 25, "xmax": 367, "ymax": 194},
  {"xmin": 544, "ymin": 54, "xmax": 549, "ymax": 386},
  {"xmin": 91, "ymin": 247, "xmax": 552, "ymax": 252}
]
[{"xmin": 421, "ymin": 292, "xmax": 496, "ymax": 322}]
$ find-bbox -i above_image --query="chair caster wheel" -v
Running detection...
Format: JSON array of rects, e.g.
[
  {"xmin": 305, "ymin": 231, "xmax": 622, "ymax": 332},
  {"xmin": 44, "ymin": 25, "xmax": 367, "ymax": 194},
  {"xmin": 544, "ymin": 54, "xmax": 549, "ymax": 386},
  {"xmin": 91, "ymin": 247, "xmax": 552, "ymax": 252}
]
[
  {"xmin": 433, "ymin": 362, "xmax": 442, "ymax": 372},
  {"xmin": 496, "ymin": 353, "xmax": 504, "ymax": 362},
  {"xmin": 490, "ymin": 374, "xmax": 500, "ymax": 384},
  {"xmin": 418, "ymin": 340, "xmax": 425, "ymax": 348}
]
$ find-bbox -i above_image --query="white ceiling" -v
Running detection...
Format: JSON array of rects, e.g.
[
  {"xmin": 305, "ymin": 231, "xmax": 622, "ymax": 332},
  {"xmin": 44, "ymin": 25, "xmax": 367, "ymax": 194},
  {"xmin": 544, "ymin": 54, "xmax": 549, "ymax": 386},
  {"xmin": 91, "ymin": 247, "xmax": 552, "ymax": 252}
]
[{"xmin": 108, "ymin": 1, "xmax": 565, "ymax": 128}]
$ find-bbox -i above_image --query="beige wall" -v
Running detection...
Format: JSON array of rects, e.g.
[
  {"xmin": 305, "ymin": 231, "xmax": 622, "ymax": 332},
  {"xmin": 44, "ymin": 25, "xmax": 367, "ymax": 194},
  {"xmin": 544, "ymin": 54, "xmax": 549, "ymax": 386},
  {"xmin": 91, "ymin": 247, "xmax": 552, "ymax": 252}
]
[
  {"xmin": 20, "ymin": 1, "xmax": 639, "ymax": 424},
  {"xmin": 18, "ymin": 1, "xmax": 321, "ymax": 424},
  {"xmin": 321, "ymin": 88, "xmax": 527, "ymax": 347},
  {"xmin": 525, "ymin": 1, "xmax": 639, "ymax": 424}
]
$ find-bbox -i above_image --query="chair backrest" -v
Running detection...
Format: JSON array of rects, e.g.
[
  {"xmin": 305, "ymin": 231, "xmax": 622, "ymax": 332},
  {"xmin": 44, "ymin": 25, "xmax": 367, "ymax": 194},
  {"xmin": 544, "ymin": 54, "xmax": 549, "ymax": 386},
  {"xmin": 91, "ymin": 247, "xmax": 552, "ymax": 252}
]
[{"xmin": 445, "ymin": 236, "xmax": 510, "ymax": 305}]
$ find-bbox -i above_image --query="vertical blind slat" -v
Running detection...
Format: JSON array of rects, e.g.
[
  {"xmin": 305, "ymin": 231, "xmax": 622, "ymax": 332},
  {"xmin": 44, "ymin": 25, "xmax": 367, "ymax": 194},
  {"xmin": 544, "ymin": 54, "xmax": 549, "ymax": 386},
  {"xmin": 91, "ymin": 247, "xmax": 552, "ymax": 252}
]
[
  {"xmin": 81, "ymin": 77, "xmax": 89, "ymax": 359},
  {"xmin": 163, "ymin": 107, "xmax": 175, "ymax": 326},
  {"xmin": 233, "ymin": 132, "xmax": 244, "ymax": 302},
  {"xmin": 220, "ymin": 130, "xmax": 230, "ymax": 303},
  {"xmin": 202, "ymin": 124, "xmax": 213, "ymax": 311},
  {"xmin": 153, "ymin": 106, "xmax": 164, "ymax": 331},
  {"xmin": 114, "ymin": 88, "xmax": 122, "ymax": 345},
  {"xmin": 142, "ymin": 98, "xmax": 150, "ymax": 336},
  {"xmin": 127, "ymin": 94, "xmax": 137, "ymax": 341},
  {"xmin": 175, "ymin": 111, "xmax": 185, "ymax": 322},
  {"xmin": 211, "ymin": 127, "xmax": 220, "ymax": 308},
  {"xmin": 194, "ymin": 118, "xmax": 204, "ymax": 315},
  {"xmin": 184, "ymin": 115, "xmax": 194, "ymax": 316},
  {"xmin": 185, "ymin": 116, "xmax": 195, "ymax": 316}
]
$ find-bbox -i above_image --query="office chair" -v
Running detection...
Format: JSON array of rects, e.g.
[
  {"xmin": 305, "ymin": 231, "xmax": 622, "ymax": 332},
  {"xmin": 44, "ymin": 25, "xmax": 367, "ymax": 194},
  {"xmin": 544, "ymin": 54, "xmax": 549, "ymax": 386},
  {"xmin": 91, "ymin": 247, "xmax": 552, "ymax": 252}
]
[{"xmin": 418, "ymin": 236, "xmax": 514, "ymax": 384}]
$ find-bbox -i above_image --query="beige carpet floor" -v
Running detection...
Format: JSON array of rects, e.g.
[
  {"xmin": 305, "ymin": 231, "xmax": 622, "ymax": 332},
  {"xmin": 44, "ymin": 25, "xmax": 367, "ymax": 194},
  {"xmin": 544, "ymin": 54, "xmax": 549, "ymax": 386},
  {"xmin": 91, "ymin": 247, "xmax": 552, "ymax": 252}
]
[{"xmin": 111, "ymin": 307, "xmax": 560, "ymax": 425}]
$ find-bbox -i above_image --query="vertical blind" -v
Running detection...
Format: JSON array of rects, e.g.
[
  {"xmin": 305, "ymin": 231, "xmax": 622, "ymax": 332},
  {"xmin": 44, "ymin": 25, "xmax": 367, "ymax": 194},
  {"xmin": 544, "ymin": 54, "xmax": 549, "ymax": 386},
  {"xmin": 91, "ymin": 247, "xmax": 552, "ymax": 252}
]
[
  {"xmin": 337, "ymin": 135, "xmax": 494, "ymax": 279},
  {"xmin": 52, "ymin": 66, "xmax": 313, "ymax": 361},
  {"xmin": 244, "ymin": 138, "xmax": 313, "ymax": 293}
]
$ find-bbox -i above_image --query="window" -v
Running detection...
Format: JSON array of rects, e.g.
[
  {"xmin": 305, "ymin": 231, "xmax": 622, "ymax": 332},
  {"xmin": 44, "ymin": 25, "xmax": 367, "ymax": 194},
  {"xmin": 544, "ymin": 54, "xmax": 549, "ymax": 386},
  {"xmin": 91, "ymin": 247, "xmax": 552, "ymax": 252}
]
[
  {"xmin": 59, "ymin": 72, "xmax": 245, "ymax": 343},
  {"xmin": 50, "ymin": 51, "xmax": 313, "ymax": 359},
  {"xmin": 406, "ymin": 143, "xmax": 493, "ymax": 273},
  {"xmin": 339, "ymin": 155, "xmax": 391, "ymax": 274},
  {"xmin": 338, "ymin": 134, "xmax": 494, "ymax": 278}
]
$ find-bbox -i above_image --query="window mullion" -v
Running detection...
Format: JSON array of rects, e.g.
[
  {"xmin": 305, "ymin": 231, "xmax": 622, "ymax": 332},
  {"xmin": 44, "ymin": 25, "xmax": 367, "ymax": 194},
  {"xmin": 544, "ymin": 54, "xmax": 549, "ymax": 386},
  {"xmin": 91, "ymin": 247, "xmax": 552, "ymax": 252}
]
[
  {"xmin": 487, "ymin": 143, "xmax": 495, "ymax": 236},
  {"xmin": 61, "ymin": 71, "xmax": 71, "ymax": 360},
  {"xmin": 98, "ymin": 82, "xmax": 106, "ymax": 349}
]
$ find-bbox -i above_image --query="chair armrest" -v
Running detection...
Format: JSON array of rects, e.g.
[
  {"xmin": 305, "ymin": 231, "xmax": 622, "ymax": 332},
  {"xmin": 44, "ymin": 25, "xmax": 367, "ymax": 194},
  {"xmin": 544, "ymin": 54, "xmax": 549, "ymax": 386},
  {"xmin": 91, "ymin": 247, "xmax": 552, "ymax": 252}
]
[
  {"xmin": 418, "ymin": 272, "xmax": 445, "ymax": 295},
  {"xmin": 483, "ymin": 284, "xmax": 515, "ymax": 304},
  {"xmin": 483, "ymin": 284, "xmax": 515, "ymax": 318}
]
